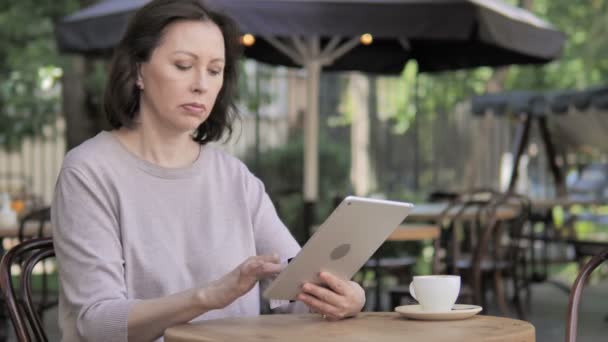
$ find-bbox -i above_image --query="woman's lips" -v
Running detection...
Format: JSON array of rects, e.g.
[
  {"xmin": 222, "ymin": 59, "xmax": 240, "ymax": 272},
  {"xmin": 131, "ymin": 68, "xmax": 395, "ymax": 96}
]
[{"xmin": 181, "ymin": 103, "xmax": 207, "ymax": 114}]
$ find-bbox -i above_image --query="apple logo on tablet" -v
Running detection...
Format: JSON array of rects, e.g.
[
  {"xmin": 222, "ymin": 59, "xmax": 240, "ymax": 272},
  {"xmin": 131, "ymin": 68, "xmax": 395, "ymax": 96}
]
[{"xmin": 330, "ymin": 243, "xmax": 351, "ymax": 260}]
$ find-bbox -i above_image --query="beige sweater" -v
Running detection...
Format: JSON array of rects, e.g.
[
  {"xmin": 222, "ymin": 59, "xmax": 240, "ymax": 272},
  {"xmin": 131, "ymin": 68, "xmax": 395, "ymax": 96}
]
[{"xmin": 51, "ymin": 131, "xmax": 301, "ymax": 342}]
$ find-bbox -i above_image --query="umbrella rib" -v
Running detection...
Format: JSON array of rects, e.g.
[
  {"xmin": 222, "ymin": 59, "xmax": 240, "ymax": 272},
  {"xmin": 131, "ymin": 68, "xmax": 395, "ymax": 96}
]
[
  {"xmin": 291, "ymin": 36, "xmax": 310, "ymax": 61},
  {"xmin": 265, "ymin": 36, "xmax": 304, "ymax": 66},
  {"xmin": 320, "ymin": 36, "xmax": 343, "ymax": 60},
  {"xmin": 322, "ymin": 36, "xmax": 360, "ymax": 66}
]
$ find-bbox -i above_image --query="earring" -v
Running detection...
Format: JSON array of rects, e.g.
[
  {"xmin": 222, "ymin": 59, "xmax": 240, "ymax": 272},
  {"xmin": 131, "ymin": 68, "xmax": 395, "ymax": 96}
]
[{"xmin": 136, "ymin": 80, "xmax": 144, "ymax": 90}]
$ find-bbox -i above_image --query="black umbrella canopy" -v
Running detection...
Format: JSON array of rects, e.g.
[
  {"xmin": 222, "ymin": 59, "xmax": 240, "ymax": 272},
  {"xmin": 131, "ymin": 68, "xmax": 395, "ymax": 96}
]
[
  {"xmin": 55, "ymin": 0, "xmax": 567, "ymax": 207},
  {"xmin": 56, "ymin": 0, "xmax": 566, "ymax": 74}
]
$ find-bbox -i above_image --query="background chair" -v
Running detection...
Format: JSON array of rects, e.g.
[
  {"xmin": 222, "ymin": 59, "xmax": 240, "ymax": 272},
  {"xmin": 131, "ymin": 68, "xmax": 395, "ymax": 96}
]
[
  {"xmin": 565, "ymin": 248, "xmax": 608, "ymax": 342},
  {"xmin": 431, "ymin": 190, "xmax": 531, "ymax": 318},
  {"xmin": 378, "ymin": 190, "xmax": 490, "ymax": 311},
  {"xmin": 386, "ymin": 228, "xmax": 441, "ymax": 309},
  {"xmin": 0, "ymin": 237, "xmax": 54, "ymax": 342},
  {"xmin": 18, "ymin": 207, "xmax": 51, "ymax": 242},
  {"xmin": 16, "ymin": 207, "xmax": 55, "ymax": 325}
]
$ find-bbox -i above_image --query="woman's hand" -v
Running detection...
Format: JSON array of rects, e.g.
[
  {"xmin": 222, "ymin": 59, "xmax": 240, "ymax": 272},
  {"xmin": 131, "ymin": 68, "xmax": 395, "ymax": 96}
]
[
  {"xmin": 297, "ymin": 272, "xmax": 366, "ymax": 321},
  {"xmin": 200, "ymin": 255, "xmax": 282, "ymax": 310}
]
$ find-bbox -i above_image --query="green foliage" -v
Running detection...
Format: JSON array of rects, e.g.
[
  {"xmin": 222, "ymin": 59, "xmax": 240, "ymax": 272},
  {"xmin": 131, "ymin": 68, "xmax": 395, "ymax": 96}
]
[
  {"xmin": 0, "ymin": 0, "xmax": 80, "ymax": 151},
  {"xmin": 380, "ymin": 0, "xmax": 608, "ymax": 196},
  {"xmin": 505, "ymin": 0, "xmax": 608, "ymax": 90},
  {"xmin": 390, "ymin": 0, "xmax": 608, "ymax": 127}
]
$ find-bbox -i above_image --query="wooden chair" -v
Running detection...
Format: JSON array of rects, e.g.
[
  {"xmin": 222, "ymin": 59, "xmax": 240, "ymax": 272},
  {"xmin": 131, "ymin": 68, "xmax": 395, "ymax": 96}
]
[
  {"xmin": 362, "ymin": 245, "xmax": 419, "ymax": 311},
  {"xmin": 470, "ymin": 193, "xmax": 531, "ymax": 318},
  {"xmin": 386, "ymin": 225, "xmax": 441, "ymax": 309},
  {"xmin": 18, "ymin": 207, "xmax": 51, "ymax": 242},
  {"xmin": 472, "ymin": 193, "xmax": 532, "ymax": 315},
  {"xmin": 565, "ymin": 248, "xmax": 608, "ymax": 342},
  {"xmin": 0, "ymin": 238, "xmax": 54, "ymax": 342},
  {"xmin": 385, "ymin": 190, "xmax": 494, "ymax": 310},
  {"xmin": 441, "ymin": 191, "xmax": 499, "ymax": 308},
  {"xmin": 437, "ymin": 190, "xmax": 531, "ymax": 318},
  {"xmin": 16, "ymin": 207, "xmax": 55, "ymax": 325},
  {"xmin": 494, "ymin": 193, "xmax": 533, "ymax": 319}
]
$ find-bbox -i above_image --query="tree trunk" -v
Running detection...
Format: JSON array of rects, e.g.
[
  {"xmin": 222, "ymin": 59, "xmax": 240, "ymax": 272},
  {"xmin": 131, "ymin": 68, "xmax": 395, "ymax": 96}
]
[
  {"xmin": 62, "ymin": 57, "xmax": 101, "ymax": 150},
  {"xmin": 61, "ymin": 0, "xmax": 105, "ymax": 151},
  {"xmin": 485, "ymin": 67, "xmax": 510, "ymax": 93}
]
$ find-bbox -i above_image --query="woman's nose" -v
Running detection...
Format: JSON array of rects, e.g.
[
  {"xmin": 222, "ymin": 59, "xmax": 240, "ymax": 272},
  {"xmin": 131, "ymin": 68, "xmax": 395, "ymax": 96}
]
[{"xmin": 191, "ymin": 72, "xmax": 209, "ymax": 94}]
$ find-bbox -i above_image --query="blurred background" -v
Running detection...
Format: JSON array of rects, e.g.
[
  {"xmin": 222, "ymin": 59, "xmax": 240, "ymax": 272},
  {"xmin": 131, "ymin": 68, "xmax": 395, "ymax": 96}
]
[{"xmin": 2, "ymin": 0, "xmax": 608, "ymax": 341}]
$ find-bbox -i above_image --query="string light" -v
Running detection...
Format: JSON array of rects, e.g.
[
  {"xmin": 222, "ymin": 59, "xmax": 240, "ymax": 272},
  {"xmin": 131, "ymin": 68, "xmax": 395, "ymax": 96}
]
[
  {"xmin": 360, "ymin": 33, "xmax": 373, "ymax": 45},
  {"xmin": 241, "ymin": 34, "xmax": 256, "ymax": 47}
]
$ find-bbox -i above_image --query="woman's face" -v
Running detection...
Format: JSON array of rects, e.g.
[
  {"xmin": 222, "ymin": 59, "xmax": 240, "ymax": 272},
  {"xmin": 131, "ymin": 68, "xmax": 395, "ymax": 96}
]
[{"xmin": 137, "ymin": 20, "xmax": 225, "ymax": 134}]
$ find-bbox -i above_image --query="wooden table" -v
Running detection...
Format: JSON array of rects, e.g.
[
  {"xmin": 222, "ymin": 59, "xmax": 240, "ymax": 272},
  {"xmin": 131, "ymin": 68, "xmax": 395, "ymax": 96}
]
[
  {"xmin": 0, "ymin": 221, "xmax": 51, "ymax": 239},
  {"xmin": 164, "ymin": 312, "xmax": 535, "ymax": 342},
  {"xmin": 387, "ymin": 224, "xmax": 440, "ymax": 242},
  {"xmin": 409, "ymin": 203, "xmax": 519, "ymax": 222},
  {"xmin": 531, "ymin": 197, "xmax": 608, "ymax": 211}
]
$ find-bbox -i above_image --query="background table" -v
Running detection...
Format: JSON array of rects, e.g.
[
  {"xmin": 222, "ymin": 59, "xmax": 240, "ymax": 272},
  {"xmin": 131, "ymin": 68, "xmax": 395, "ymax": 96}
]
[
  {"xmin": 0, "ymin": 221, "xmax": 51, "ymax": 239},
  {"xmin": 531, "ymin": 197, "xmax": 608, "ymax": 211},
  {"xmin": 388, "ymin": 224, "xmax": 440, "ymax": 242},
  {"xmin": 409, "ymin": 203, "xmax": 519, "ymax": 222},
  {"xmin": 164, "ymin": 313, "xmax": 535, "ymax": 342}
]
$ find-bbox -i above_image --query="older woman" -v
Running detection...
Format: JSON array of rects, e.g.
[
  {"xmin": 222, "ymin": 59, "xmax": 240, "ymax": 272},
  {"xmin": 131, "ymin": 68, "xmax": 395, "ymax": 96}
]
[{"xmin": 51, "ymin": 0, "xmax": 365, "ymax": 341}]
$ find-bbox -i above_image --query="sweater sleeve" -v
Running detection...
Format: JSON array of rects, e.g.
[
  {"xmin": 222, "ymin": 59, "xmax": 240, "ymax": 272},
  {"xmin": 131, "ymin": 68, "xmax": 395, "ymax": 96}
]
[
  {"xmin": 52, "ymin": 166, "xmax": 137, "ymax": 342},
  {"xmin": 243, "ymin": 170, "xmax": 317, "ymax": 315},
  {"xmin": 244, "ymin": 170, "xmax": 301, "ymax": 261}
]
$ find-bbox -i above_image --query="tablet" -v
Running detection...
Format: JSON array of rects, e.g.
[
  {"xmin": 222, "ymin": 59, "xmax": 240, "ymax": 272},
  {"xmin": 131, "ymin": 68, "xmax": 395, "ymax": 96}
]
[{"xmin": 263, "ymin": 196, "xmax": 414, "ymax": 300}]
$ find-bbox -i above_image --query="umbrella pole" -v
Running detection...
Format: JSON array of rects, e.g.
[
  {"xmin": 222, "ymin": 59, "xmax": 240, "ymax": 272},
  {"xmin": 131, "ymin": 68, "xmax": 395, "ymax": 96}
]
[
  {"xmin": 303, "ymin": 49, "xmax": 321, "ymax": 241},
  {"xmin": 254, "ymin": 64, "xmax": 261, "ymax": 173},
  {"xmin": 301, "ymin": 36, "xmax": 362, "ymax": 240},
  {"xmin": 265, "ymin": 35, "xmax": 360, "ymax": 242}
]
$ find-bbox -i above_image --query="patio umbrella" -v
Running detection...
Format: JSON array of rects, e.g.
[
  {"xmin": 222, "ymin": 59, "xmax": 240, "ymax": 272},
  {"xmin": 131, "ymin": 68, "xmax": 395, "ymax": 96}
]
[{"xmin": 56, "ymin": 0, "xmax": 566, "ymax": 225}]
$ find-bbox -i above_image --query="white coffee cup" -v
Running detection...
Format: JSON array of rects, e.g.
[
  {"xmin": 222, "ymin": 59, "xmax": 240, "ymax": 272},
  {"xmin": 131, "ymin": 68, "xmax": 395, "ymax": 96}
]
[{"xmin": 409, "ymin": 275, "xmax": 460, "ymax": 312}]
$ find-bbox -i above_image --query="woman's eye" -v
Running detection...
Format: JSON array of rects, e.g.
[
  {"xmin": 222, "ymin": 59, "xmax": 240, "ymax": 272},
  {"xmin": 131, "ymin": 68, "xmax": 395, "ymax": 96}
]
[
  {"xmin": 209, "ymin": 69, "xmax": 223, "ymax": 76},
  {"xmin": 175, "ymin": 64, "xmax": 192, "ymax": 71}
]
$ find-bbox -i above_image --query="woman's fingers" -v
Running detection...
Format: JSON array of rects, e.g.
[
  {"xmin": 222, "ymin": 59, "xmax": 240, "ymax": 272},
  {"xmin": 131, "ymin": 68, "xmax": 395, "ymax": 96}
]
[
  {"xmin": 257, "ymin": 253, "xmax": 280, "ymax": 263},
  {"xmin": 241, "ymin": 255, "xmax": 282, "ymax": 279},
  {"xmin": 297, "ymin": 292, "xmax": 343, "ymax": 321},
  {"xmin": 318, "ymin": 272, "xmax": 348, "ymax": 296},
  {"xmin": 257, "ymin": 262, "xmax": 282, "ymax": 277},
  {"xmin": 216, "ymin": 254, "xmax": 285, "ymax": 308},
  {"xmin": 298, "ymin": 273, "xmax": 366, "ymax": 320},
  {"xmin": 301, "ymin": 282, "xmax": 344, "ymax": 308},
  {"xmin": 299, "ymin": 281, "xmax": 349, "ymax": 321}
]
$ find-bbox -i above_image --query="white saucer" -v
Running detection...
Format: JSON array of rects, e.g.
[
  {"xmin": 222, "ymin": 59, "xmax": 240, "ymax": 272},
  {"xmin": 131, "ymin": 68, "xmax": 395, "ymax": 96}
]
[{"xmin": 394, "ymin": 304, "xmax": 482, "ymax": 321}]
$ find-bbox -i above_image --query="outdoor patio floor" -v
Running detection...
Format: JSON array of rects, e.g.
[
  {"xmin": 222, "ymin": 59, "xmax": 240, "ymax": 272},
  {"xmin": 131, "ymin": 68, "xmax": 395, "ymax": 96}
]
[{"xmin": 6, "ymin": 278, "xmax": 608, "ymax": 341}]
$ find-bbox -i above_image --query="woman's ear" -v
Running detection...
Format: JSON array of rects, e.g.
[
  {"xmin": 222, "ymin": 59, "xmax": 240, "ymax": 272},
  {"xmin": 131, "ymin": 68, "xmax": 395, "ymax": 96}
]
[{"xmin": 136, "ymin": 63, "xmax": 144, "ymax": 90}]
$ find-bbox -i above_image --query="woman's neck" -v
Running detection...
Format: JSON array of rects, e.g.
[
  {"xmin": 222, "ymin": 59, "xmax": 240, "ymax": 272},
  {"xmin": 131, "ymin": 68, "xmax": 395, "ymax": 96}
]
[{"xmin": 113, "ymin": 123, "xmax": 200, "ymax": 169}]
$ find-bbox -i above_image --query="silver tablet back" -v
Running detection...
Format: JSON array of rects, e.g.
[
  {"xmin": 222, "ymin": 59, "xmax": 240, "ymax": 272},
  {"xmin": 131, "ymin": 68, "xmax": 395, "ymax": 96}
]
[{"xmin": 263, "ymin": 196, "xmax": 414, "ymax": 300}]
